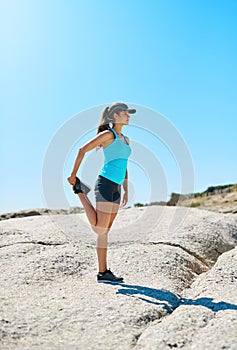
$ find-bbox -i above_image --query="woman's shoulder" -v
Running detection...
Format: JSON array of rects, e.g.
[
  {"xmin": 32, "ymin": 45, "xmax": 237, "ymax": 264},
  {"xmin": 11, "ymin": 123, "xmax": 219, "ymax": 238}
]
[{"xmin": 98, "ymin": 129, "xmax": 115, "ymax": 139}]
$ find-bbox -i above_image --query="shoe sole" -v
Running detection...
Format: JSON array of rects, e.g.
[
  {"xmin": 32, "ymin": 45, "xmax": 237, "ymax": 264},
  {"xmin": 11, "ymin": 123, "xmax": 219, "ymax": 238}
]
[
  {"xmin": 73, "ymin": 177, "xmax": 91, "ymax": 195},
  {"xmin": 97, "ymin": 279, "xmax": 124, "ymax": 284}
]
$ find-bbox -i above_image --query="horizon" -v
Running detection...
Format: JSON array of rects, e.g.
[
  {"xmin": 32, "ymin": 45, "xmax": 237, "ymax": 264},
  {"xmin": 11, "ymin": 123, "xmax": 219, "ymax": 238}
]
[{"xmin": 1, "ymin": 181, "xmax": 236, "ymax": 215}]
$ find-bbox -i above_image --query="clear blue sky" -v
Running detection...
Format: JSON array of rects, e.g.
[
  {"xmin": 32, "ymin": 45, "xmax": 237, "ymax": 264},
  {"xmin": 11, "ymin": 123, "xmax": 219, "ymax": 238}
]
[{"xmin": 1, "ymin": 0, "xmax": 237, "ymax": 213}]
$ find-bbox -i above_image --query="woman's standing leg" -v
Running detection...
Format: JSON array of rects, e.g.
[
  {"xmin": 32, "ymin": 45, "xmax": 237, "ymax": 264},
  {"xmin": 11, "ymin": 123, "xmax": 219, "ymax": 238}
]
[
  {"xmin": 96, "ymin": 230, "xmax": 109, "ymax": 273},
  {"xmin": 76, "ymin": 194, "xmax": 118, "ymax": 272},
  {"xmin": 96, "ymin": 202, "xmax": 120, "ymax": 273}
]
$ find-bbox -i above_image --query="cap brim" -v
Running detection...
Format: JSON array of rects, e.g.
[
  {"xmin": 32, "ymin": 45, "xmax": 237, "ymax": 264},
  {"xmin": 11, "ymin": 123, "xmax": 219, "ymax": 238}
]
[{"xmin": 127, "ymin": 109, "xmax": 136, "ymax": 114}]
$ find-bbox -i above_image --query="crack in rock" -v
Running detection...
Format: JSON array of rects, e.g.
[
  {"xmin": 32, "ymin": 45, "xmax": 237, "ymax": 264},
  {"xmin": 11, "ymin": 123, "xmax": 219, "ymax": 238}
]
[
  {"xmin": 132, "ymin": 309, "xmax": 167, "ymax": 328},
  {"xmin": 0, "ymin": 241, "xmax": 67, "ymax": 249},
  {"xmin": 145, "ymin": 241, "xmax": 212, "ymax": 268}
]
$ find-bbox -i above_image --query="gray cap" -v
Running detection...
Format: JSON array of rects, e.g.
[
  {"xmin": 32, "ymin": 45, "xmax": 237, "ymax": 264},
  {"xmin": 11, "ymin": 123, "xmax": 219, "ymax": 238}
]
[{"xmin": 108, "ymin": 102, "xmax": 136, "ymax": 116}]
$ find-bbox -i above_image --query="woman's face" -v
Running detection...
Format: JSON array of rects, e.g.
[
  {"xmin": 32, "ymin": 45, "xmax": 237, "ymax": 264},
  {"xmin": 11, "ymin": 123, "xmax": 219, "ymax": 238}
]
[{"xmin": 114, "ymin": 110, "xmax": 130, "ymax": 125}]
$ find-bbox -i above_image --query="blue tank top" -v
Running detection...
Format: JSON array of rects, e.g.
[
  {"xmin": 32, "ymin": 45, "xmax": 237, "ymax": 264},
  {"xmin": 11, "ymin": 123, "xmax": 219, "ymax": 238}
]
[{"xmin": 99, "ymin": 128, "xmax": 132, "ymax": 184}]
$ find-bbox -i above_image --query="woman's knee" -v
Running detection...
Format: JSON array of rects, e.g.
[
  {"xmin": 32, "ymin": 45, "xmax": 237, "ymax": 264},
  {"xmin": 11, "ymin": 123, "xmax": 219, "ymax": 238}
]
[{"xmin": 91, "ymin": 223, "xmax": 109, "ymax": 236}]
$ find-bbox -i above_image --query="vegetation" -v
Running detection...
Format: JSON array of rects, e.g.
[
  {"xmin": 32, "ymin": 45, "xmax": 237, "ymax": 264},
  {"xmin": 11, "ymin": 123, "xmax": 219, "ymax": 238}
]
[
  {"xmin": 133, "ymin": 183, "xmax": 237, "ymax": 208},
  {"xmin": 190, "ymin": 202, "xmax": 201, "ymax": 207},
  {"xmin": 134, "ymin": 203, "xmax": 145, "ymax": 207},
  {"xmin": 204, "ymin": 184, "xmax": 234, "ymax": 195}
]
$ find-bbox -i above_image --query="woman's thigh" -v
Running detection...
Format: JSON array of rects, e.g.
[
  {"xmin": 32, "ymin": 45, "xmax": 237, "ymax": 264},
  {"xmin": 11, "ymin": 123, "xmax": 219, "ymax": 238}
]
[
  {"xmin": 95, "ymin": 201, "xmax": 117, "ymax": 234},
  {"xmin": 108, "ymin": 203, "xmax": 120, "ymax": 228}
]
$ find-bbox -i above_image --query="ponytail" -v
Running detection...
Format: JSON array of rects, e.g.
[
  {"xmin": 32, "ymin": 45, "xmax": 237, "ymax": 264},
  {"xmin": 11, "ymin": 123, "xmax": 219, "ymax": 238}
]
[{"xmin": 97, "ymin": 106, "xmax": 113, "ymax": 134}]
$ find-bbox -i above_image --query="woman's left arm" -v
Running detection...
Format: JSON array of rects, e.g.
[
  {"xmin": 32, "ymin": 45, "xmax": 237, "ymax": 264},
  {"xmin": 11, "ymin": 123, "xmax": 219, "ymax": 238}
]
[{"xmin": 121, "ymin": 169, "xmax": 128, "ymax": 207}]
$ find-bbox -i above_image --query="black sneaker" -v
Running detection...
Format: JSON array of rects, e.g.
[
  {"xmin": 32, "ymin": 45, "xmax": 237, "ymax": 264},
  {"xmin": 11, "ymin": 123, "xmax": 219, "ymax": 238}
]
[
  {"xmin": 97, "ymin": 269, "xmax": 124, "ymax": 283},
  {"xmin": 73, "ymin": 177, "xmax": 91, "ymax": 195}
]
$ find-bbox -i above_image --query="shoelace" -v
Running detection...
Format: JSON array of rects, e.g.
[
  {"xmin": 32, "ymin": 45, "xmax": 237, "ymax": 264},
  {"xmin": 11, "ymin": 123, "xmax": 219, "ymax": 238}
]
[{"xmin": 106, "ymin": 269, "xmax": 115, "ymax": 276}]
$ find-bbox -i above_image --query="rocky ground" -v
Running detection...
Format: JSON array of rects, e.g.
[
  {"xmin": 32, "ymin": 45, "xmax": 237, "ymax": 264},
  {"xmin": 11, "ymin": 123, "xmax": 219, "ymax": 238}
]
[{"xmin": 0, "ymin": 206, "xmax": 237, "ymax": 350}]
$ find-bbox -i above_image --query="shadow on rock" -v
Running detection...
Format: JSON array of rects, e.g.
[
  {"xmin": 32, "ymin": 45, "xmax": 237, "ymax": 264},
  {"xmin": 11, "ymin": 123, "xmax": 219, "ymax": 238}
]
[
  {"xmin": 115, "ymin": 284, "xmax": 180, "ymax": 313},
  {"xmin": 181, "ymin": 297, "xmax": 237, "ymax": 312},
  {"xmin": 114, "ymin": 283, "xmax": 237, "ymax": 313}
]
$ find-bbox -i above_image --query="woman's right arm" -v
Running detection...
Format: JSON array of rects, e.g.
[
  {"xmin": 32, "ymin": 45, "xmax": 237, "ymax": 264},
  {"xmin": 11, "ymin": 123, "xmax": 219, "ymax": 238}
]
[{"xmin": 67, "ymin": 130, "xmax": 112, "ymax": 185}]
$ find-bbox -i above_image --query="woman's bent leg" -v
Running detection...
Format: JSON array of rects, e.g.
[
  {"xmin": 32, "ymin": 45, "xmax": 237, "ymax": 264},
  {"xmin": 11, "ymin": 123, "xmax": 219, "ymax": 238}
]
[
  {"xmin": 77, "ymin": 195, "xmax": 118, "ymax": 233},
  {"xmin": 93, "ymin": 202, "xmax": 119, "ymax": 235},
  {"xmin": 78, "ymin": 193, "xmax": 97, "ymax": 226}
]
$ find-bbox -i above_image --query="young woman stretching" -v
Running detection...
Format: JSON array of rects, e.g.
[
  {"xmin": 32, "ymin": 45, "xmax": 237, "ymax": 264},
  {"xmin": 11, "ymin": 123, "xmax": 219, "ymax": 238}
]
[{"xmin": 67, "ymin": 102, "xmax": 136, "ymax": 282}]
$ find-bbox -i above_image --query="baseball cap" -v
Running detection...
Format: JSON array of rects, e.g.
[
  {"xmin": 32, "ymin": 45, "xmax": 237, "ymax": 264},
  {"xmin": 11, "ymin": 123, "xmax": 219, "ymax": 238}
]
[{"xmin": 108, "ymin": 102, "xmax": 136, "ymax": 116}]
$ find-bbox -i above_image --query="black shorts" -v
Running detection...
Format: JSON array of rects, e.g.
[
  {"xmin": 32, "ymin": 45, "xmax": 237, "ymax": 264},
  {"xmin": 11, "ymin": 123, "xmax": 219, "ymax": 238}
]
[{"xmin": 94, "ymin": 175, "xmax": 121, "ymax": 204}]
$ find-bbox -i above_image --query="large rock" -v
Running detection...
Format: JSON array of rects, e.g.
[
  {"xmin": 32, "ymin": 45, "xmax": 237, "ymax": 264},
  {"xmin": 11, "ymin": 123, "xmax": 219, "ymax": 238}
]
[
  {"xmin": 0, "ymin": 207, "xmax": 237, "ymax": 350},
  {"xmin": 134, "ymin": 247, "xmax": 237, "ymax": 350}
]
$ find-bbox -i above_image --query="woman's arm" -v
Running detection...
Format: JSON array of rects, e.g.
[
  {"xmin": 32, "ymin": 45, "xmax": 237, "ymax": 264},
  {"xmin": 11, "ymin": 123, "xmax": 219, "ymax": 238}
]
[
  {"xmin": 123, "ymin": 168, "xmax": 128, "ymax": 192},
  {"xmin": 121, "ymin": 168, "xmax": 129, "ymax": 207},
  {"xmin": 68, "ymin": 130, "xmax": 113, "ymax": 185}
]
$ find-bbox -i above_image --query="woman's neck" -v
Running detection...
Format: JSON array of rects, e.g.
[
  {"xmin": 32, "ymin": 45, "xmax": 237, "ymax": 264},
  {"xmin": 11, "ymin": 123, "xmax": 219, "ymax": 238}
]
[{"xmin": 113, "ymin": 125, "xmax": 123, "ymax": 136}]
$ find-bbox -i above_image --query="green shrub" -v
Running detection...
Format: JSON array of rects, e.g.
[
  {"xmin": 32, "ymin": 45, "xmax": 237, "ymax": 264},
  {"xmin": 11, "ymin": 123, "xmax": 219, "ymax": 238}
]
[
  {"xmin": 190, "ymin": 202, "xmax": 201, "ymax": 207},
  {"xmin": 134, "ymin": 203, "xmax": 144, "ymax": 207}
]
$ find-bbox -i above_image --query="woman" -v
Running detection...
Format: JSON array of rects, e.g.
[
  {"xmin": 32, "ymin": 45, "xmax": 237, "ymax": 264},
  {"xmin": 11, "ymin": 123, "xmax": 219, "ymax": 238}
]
[{"xmin": 67, "ymin": 102, "xmax": 136, "ymax": 283}]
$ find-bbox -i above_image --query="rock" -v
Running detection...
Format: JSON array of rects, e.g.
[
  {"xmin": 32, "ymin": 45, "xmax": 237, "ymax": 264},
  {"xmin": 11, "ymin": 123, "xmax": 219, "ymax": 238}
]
[
  {"xmin": 183, "ymin": 246, "xmax": 237, "ymax": 305},
  {"xmin": 0, "ymin": 208, "xmax": 83, "ymax": 221},
  {"xmin": 0, "ymin": 207, "xmax": 237, "ymax": 350},
  {"xmin": 134, "ymin": 305, "xmax": 215, "ymax": 349},
  {"xmin": 135, "ymin": 247, "xmax": 237, "ymax": 350},
  {"xmin": 112, "ymin": 206, "xmax": 237, "ymax": 264}
]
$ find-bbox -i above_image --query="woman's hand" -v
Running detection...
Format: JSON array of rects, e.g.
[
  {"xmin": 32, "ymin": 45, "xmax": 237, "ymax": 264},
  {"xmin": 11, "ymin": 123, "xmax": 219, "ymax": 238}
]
[
  {"xmin": 67, "ymin": 175, "xmax": 76, "ymax": 186},
  {"xmin": 120, "ymin": 191, "xmax": 128, "ymax": 207}
]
